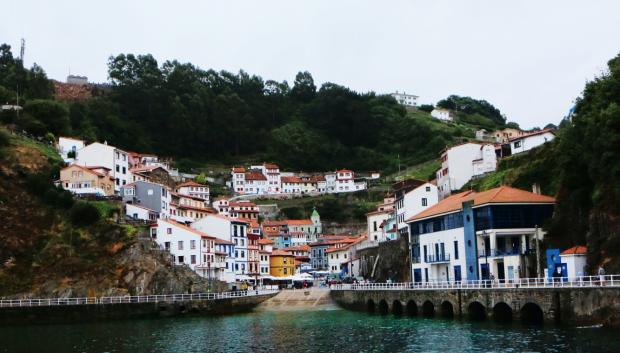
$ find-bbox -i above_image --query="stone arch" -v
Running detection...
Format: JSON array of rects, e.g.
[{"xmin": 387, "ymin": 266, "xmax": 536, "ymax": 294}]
[
  {"xmin": 467, "ymin": 301, "xmax": 487, "ymax": 320},
  {"xmin": 422, "ymin": 300, "xmax": 435, "ymax": 317},
  {"xmin": 440, "ymin": 301, "xmax": 454, "ymax": 318},
  {"xmin": 492, "ymin": 302, "xmax": 513, "ymax": 322},
  {"xmin": 367, "ymin": 299, "xmax": 375, "ymax": 313},
  {"xmin": 406, "ymin": 300, "xmax": 418, "ymax": 316},
  {"xmin": 521, "ymin": 302, "xmax": 544, "ymax": 324},
  {"xmin": 378, "ymin": 299, "xmax": 389, "ymax": 315},
  {"xmin": 392, "ymin": 300, "xmax": 403, "ymax": 315}
]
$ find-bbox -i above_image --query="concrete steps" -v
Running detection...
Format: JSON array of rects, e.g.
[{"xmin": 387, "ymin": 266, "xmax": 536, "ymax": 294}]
[{"xmin": 257, "ymin": 288, "xmax": 336, "ymax": 310}]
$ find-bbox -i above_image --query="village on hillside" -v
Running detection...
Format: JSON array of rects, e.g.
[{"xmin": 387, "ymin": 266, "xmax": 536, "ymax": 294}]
[{"xmin": 51, "ymin": 97, "xmax": 583, "ymax": 288}]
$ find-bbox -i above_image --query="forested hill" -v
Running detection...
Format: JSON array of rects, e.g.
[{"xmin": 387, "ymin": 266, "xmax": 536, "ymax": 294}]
[{"xmin": 1, "ymin": 44, "xmax": 511, "ymax": 173}]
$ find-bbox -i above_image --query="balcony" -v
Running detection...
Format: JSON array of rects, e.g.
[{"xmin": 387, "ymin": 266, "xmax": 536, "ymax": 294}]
[
  {"xmin": 478, "ymin": 249, "xmax": 523, "ymax": 257},
  {"xmin": 426, "ymin": 254, "xmax": 450, "ymax": 263}
]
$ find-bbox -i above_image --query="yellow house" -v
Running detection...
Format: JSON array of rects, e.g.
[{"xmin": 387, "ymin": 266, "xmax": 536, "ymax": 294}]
[
  {"xmin": 59, "ymin": 164, "xmax": 115, "ymax": 196},
  {"xmin": 269, "ymin": 250, "xmax": 296, "ymax": 277}
]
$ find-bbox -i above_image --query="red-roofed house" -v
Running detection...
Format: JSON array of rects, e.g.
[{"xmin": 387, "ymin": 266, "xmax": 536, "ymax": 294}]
[
  {"xmin": 506, "ymin": 129, "xmax": 555, "ymax": 156},
  {"xmin": 176, "ymin": 180, "xmax": 210, "ymax": 202},
  {"xmin": 436, "ymin": 142, "xmax": 497, "ymax": 200},
  {"xmin": 405, "ymin": 186, "xmax": 555, "ymax": 283},
  {"xmin": 151, "ymin": 218, "xmax": 228, "ymax": 280},
  {"xmin": 560, "ymin": 246, "xmax": 587, "ymax": 278},
  {"xmin": 59, "ymin": 164, "xmax": 115, "ymax": 196}
]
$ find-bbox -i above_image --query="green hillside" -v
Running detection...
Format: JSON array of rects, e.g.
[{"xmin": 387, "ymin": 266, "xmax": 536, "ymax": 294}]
[{"xmin": 0, "ymin": 43, "xmax": 507, "ymax": 175}]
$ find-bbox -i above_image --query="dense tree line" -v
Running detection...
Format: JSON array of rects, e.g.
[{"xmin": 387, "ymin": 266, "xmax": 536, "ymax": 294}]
[{"xmin": 0, "ymin": 45, "xmax": 506, "ymax": 172}]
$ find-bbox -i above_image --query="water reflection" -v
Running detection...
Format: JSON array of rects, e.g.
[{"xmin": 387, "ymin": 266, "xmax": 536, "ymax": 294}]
[{"xmin": 0, "ymin": 309, "xmax": 617, "ymax": 352}]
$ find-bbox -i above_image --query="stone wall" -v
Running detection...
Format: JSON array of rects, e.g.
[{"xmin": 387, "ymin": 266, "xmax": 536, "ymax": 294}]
[
  {"xmin": 356, "ymin": 237, "xmax": 411, "ymax": 282},
  {"xmin": 331, "ymin": 287, "xmax": 620, "ymax": 327}
]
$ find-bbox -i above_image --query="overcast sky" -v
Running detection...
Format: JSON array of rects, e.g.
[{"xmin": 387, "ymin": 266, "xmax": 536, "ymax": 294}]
[{"xmin": 2, "ymin": 1, "xmax": 619, "ymax": 128}]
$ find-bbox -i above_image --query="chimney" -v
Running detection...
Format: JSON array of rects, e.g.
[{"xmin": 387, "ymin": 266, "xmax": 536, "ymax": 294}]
[{"xmin": 532, "ymin": 183, "xmax": 541, "ymax": 195}]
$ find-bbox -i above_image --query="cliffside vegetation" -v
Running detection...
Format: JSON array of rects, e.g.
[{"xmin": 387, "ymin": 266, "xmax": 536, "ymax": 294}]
[
  {"xmin": 1, "ymin": 43, "xmax": 508, "ymax": 174},
  {"xmin": 467, "ymin": 52, "xmax": 620, "ymax": 273},
  {"xmin": 0, "ymin": 127, "xmax": 210, "ymax": 297}
]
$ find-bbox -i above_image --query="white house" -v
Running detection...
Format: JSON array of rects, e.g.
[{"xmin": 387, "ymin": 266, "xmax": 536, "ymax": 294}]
[
  {"xmin": 559, "ymin": 246, "xmax": 587, "ymax": 278},
  {"xmin": 325, "ymin": 172, "xmax": 337, "ymax": 193},
  {"xmin": 390, "ymin": 91, "xmax": 418, "ymax": 107},
  {"xmin": 57, "ymin": 137, "xmax": 85, "ymax": 162},
  {"xmin": 431, "ymin": 108, "xmax": 454, "ymax": 121},
  {"xmin": 75, "ymin": 142, "xmax": 130, "ymax": 191},
  {"xmin": 406, "ymin": 186, "xmax": 555, "ymax": 283},
  {"xmin": 258, "ymin": 238, "xmax": 273, "ymax": 277},
  {"xmin": 231, "ymin": 167, "xmax": 246, "ymax": 194},
  {"xmin": 367, "ymin": 208, "xmax": 392, "ymax": 243},
  {"xmin": 335, "ymin": 170, "xmax": 355, "ymax": 193},
  {"xmin": 396, "ymin": 182, "xmax": 439, "ymax": 235},
  {"xmin": 436, "ymin": 143, "xmax": 497, "ymax": 199},
  {"xmin": 150, "ymin": 218, "xmax": 225, "ymax": 280},
  {"xmin": 191, "ymin": 214, "xmax": 251, "ymax": 280},
  {"xmin": 175, "ymin": 180, "xmax": 210, "ymax": 203},
  {"xmin": 126, "ymin": 203, "xmax": 158, "ymax": 222},
  {"xmin": 508, "ymin": 129, "xmax": 555, "ymax": 155}
]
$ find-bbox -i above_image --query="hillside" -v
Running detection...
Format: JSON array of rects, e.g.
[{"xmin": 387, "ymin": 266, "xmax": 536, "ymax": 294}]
[
  {"xmin": 0, "ymin": 128, "xmax": 212, "ymax": 297},
  {"xmin": 463, "ymin": 53, "xmax": 620, "ymax": 273},
  {"xmin": 0, "ymin": 43, "xmax": 509, "ymax": 175}
]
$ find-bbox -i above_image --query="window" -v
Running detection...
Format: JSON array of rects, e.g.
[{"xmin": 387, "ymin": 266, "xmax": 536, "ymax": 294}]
[
  {"xmin": 122, "ymin": 167, "xmax": 126, "ymax": 174},
  {"xmin": 190, "ymin": 240, "xmax": 196, "ymax": 249},
  {"xmin": 422, "ymin": 198, "xmax": 428, "ymax": 206},
  {"xmin": 373, "ymin": 221, "xmax": 377, "ymax": 232},
  {"xmin": 164, "ymin": 242, "xmax": 170, "ymax": 250},
  {"xmin": 191, "ymin": 255, "xmax": 196, "ymax": 264},
  {"xmin": 178, "ymin": 256, "xmax": 184, "ymax": 263},
  {"xmin": 167, "ymin": 228, "xmax": 172, "ymax": 234},
  {"xmin": 426, "ymin": 186, "xmax": 431, "ymax": 192},
  {"xmin": 514, "ymin": 140, "xmax": 522, "ymax": 148},
  {"xmin": 116, "ymin": 165, "xmax": 120, "ymax": 173},
  {"xmin": 178, "ymin": 241, "xmax": 184, "ymax": 250},
  {"xmin": 454, "ymin": 240, "xmax": 459, "ymax": 260},
  {"xmin": 423, "ymin": 245, "xmax": 428, "ymax": 262}
]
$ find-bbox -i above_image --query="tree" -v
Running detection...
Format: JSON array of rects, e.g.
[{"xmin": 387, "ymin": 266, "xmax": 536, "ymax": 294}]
[
  {"xmin": 24, "ymin": 100, "xmax": 70, "ymax": 135},
  {"xmin": 418, "ymin": 104, "xmax": 434, "ymax": 112},
  {"xmin": 291, "ymin": 71, "xmax": 316, "ymax": 102},
  {"xmin": 505, "ymin": 121, "xmax": 520, "ymax": 129},
  {"xmin": 437, "ymin": 95, "xmax": 506, "ymax": 126},
  {"xmin": 544, "ymin": 123, "xmax": 558, "ymax": 130}
]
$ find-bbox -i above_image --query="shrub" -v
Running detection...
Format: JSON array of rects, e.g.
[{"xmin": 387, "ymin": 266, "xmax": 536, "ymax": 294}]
[
  {"xmin": 0, "ymin": 129, "xmax": 9, "ymax": 148},
  {"xmin": 69, "ymin": 202, "xmax": 100, "ymax": 227}
]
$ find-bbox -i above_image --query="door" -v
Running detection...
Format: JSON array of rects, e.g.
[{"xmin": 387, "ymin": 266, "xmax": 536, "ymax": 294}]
[
  {"xmin": 480, "ymin": 263, "xmax": 490, "ymax": 280},
  {"xmin": 497, "ymin": 262, "xmax": 505, "ymax": 282},
  {"xmin": 424, "ymin": 268, "xmax": 429, "ymax": 282},
  {"xmin": 454, "ymin": 265, "xmax": 462, "ymax": 282},
  {"xmin": 414, "ymin": 269, "xmax": 422, "ymax": 283},
  {"xmin": 507, "ymin": 266, "xmax": 514, "ymax": 282}
]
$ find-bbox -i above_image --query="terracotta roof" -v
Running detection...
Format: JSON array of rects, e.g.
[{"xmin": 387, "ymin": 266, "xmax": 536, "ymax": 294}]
[
  {"xmin": 215, "ymin": 239, "xmax": 234, "ymax": 245},
  {"xmin": 271, "ymin": 249, "xmax": 295, "ymax": 257},
  {"xmin": 281, "ymin": 176, "xmax": 303, "ymax": 183},
  {"xmin": 285, "ymin": 219, "xmax": 314, "ymax": 226},
  {"xmin": 282, "ymin": 245, "xmax": 311, "ymax": 252},
  {"xmin": 336, "ymin": 169, "xmax": 353, "ymax": 173},
  {"xmin": 310, "ymin": 175, "xmax": 326, "ymax": 182},
  {"xmin": 407, "ymin": 186, "xmax": 555, "ymax": 222},
  {"xmin": 176, "ymin": 181, "xmax": 207, "ymax": 188},
  {"xmin": 560, "ymin": 246, "xmax": 587, "ymax": 256},
  {"xmin": 258, "ymin": 238, "xmax": 274, "ymax": 244},
  {"xmin": 245, "ymin": 171, "xmax": 267, "ymax": 181},
  {"xmin": 159, "ymin": 218, "xmax": 215, "ymax": 239},
  {"xmin": 232, "ymin": 166, "xmax": 246, "ymax": 173},
  {"xmin": 508, "ymin": 128, "xmax": 555, "ymax": 142},
  {"xmin": 173, "ymin": 203, "xmax": 215, "ymax": 213},
  {"xmin": 229, "ymin": 201, "xmax": 257, "ymax": 207},
  {"xmin": 264, "ymin": 163, "xmax": 279, "ymax": 169}
]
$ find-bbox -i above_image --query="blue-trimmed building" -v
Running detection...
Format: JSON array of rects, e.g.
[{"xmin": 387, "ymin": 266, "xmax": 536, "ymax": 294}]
[{"xmin": 406, "ymin": 186, "xmax": 554, "ymax": 283}]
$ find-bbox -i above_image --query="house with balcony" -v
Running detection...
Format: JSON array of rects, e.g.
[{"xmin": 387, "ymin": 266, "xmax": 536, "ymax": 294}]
[
  {"xmin": 59, "ymin": 164, "xmax": 115, "ymax": 196},
  {"xmin": 175, "ymin": 180, "xmax": 210, "ymax": 203},
  {"xmin": 191, "ymin": 214, "xmax": 251, "ymax": 281},
  {"xmin": 258, "ymin": 238, "xmax": 274, "ymax": 276},
  {"xmin": 150, "ymin": 218, "xmax": 224, "ymax": 279},
  {"xmin": 406, "ymin": 186, "xmax": 555, "ymax": 283}
]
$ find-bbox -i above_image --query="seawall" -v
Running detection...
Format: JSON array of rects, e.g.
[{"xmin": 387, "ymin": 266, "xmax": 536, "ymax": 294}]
[
  {"xmin": 331, "ymin": 287, "xmax": 620, "ymax": 327},
  {"xmin": 0, "ymin": 292, "xmax": 277, "ymax": 325}
]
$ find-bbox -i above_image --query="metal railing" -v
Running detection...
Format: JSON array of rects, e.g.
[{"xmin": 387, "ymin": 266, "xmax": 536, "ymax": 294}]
[
  {"xmin": 0, "ymin": 288, "xmax": 279, "ymax": 308},
  {"xmin": 331, "ymin": 275, "xmax": 620, "ymax": 291},
  {"xmin": 426, "ymin": 254, "xmax": 451, "ymax": 263}
]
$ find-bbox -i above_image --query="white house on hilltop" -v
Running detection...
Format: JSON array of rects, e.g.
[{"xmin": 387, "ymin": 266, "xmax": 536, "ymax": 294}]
[
  {"xmin": 390, "ymin": 91, "xmax": 418, "ymax": 107},
  {"xmin": 507, "ymin": 129, "xmax": 555, "ymax": 156},
  {"xmin": 57, "ymin": 137, "xmax": 85, "ymax": 162},
  {"xmin": 436, "ymin": 142, "xmax": 497, "ymax": 199},
  {"xmin": 431, "ymin": 108, "xmax": 454, "ymax": 122}
]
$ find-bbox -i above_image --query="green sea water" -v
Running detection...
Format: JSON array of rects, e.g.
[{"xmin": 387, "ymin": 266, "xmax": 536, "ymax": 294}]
[{"xmin": 0, "ymin": 307, "xmax": 618, "ymax": 352}]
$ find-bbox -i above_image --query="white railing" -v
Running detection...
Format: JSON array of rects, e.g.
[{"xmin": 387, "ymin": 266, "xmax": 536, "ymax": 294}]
[
  {"xmin": 331, "ymin": 275, "xmax": 620, "ymax": 291},
  {"xmin": 0, "ymin": 288, "xmax": 279, "ymax": 308}
]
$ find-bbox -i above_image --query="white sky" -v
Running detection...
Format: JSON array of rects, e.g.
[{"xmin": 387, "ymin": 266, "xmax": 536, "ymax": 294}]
[{"xmin": 2, "ymin": 0, "xmax": 619, "ymax": 128}]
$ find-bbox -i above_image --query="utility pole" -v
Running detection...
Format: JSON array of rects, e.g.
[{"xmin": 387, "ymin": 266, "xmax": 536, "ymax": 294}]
[{"xmin": 535, "ymin": 225, "xmax": 541, "ymax": 277}]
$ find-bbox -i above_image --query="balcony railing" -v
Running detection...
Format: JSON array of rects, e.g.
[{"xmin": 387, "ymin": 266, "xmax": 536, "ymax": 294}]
[
  {"xmin": 478, "ymin": 249, "xmax": 523, "ymax": 257},
  {"xmin": 426, "ymin": 254, "xmax": 450, "ymax": 263}
]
